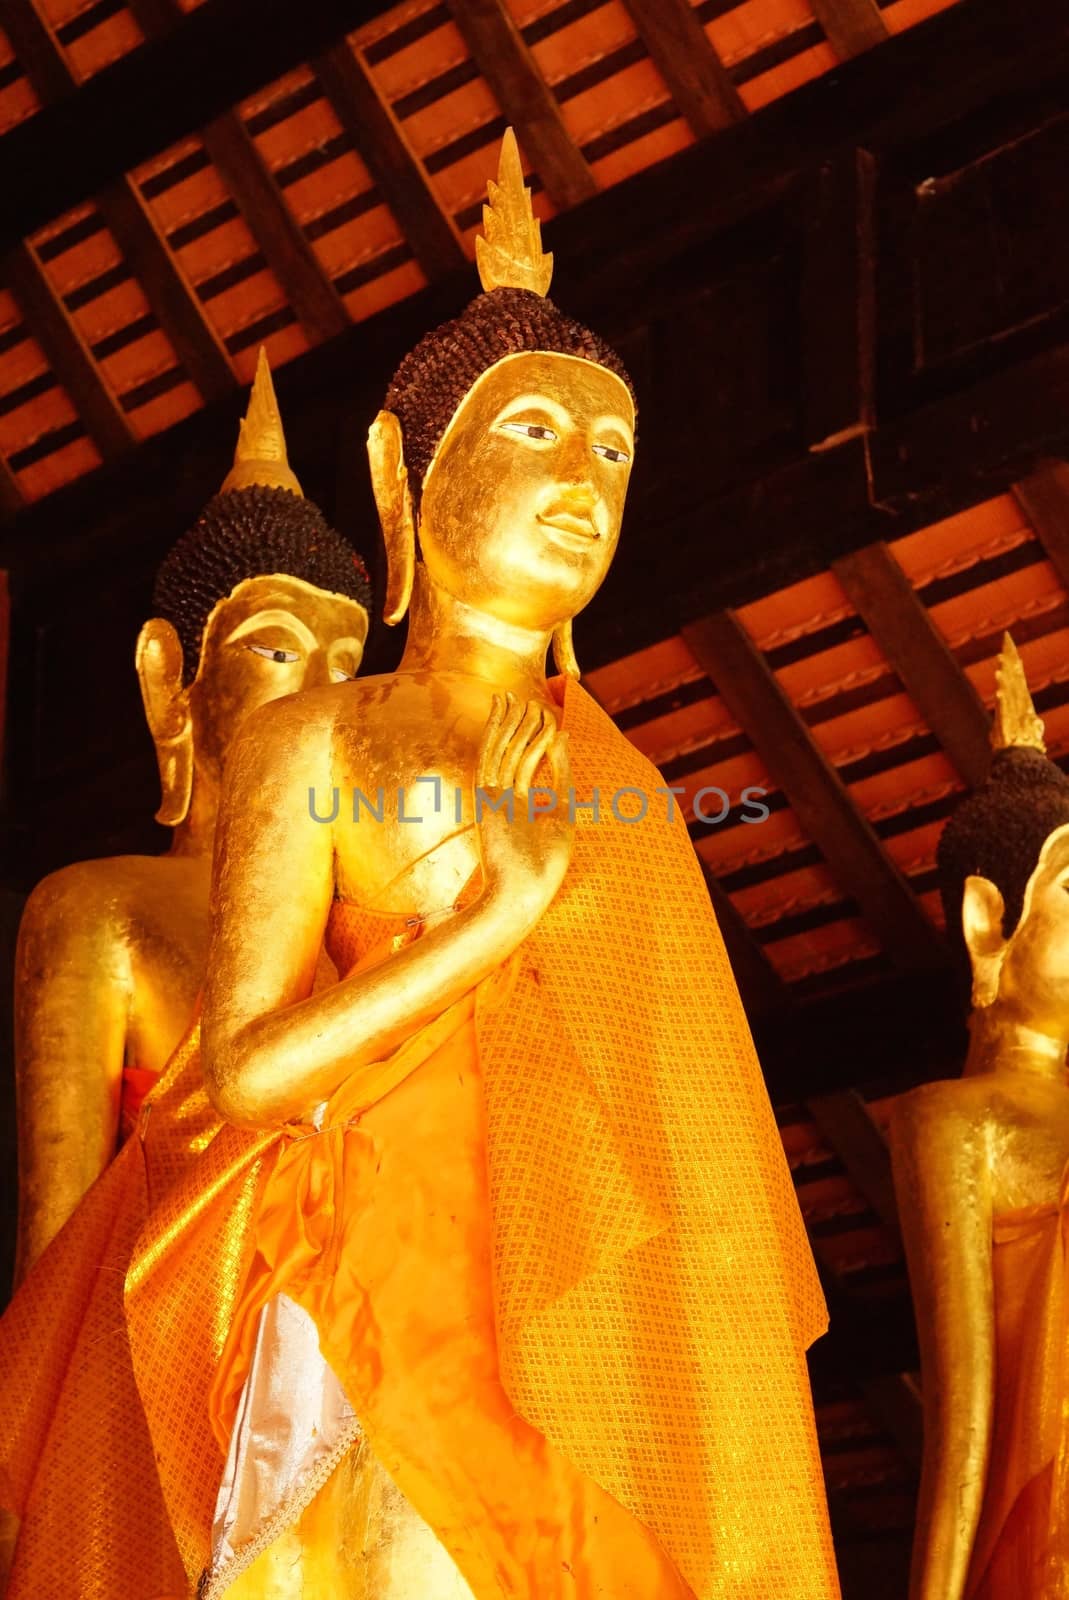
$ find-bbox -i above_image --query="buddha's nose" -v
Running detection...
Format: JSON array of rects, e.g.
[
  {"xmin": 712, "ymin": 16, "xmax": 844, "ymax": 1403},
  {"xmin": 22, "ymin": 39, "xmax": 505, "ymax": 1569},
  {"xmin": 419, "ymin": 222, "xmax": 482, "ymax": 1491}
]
[
  {"xmin": 557, "ymin": 482, "xmax": 598, "ymax": 513},
  {"xmin": 303, "ymin": 647, "xmax": 331, "ymax": 689}
]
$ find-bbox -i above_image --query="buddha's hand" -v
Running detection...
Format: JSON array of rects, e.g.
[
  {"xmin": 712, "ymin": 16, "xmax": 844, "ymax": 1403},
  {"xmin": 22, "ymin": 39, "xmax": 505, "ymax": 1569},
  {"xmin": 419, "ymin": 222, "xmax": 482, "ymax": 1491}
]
[{"xmin": 475, "ymin": 692, "xmax": 574, "ymax": 922}]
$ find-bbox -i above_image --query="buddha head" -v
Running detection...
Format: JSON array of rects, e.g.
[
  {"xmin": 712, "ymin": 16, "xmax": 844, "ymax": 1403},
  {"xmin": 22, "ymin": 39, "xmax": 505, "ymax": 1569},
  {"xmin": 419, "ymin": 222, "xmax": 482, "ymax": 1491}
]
[
  {"xmin": 368, "ymin": 130, "xmax": 636, "ymax": 677},
  {"xmin": 138, "ymin": 351, "xmax": 372, "ymax": 826},
  {"xmin": 938, "ymin": 635, "xmax": 1069, "ymax": 1035}
]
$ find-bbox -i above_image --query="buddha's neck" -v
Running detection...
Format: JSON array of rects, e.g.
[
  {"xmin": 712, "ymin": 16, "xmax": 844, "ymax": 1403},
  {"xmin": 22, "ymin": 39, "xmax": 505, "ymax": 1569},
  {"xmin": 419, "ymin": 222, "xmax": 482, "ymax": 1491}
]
[
  {"xmin": 963, "ymin": 1006, "xmax": 1069, "ymax": 1080},
  {"xmin": 398, "ymin": 566, "xmax": 557, "ymax": 705}
]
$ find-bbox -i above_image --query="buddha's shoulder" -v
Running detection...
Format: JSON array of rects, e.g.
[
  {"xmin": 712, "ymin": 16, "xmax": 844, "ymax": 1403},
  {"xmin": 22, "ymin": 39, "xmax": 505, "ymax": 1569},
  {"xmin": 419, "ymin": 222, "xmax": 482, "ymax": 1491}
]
[
  {"xmin": 19, "ymin": 852, "xmax": 184, "ymax": 946},
  {"xmin": 241, "ymin": 674, "xmax": 430, "ymax": 737},
  {"xmin": 891, "ymin": 1073, "xmax": 997, "ymax": 1134}
]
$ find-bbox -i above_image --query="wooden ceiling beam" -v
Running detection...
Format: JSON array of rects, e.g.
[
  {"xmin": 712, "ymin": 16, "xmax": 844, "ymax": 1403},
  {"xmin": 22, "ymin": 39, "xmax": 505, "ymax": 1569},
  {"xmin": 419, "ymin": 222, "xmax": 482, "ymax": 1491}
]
[
  {"xmin": 809, "ymin": 0, "xmax": 887, "ymax": 58},
  {"xmin": 0, "ymin": 461, "xmax": 24, "ymax": 519},
  {"xmin": 0, "ymin": 0, "xmax": 396, "ymax": 252},
  {"xmin": 0, "ymin": 0, "xmax": 71, "ymax": 101},
  {"xmin": 313, "ymin": 42, "xmax": 468, "ymax": 280},
  {"xmin": 93, "ymin": 183, "xmax": 234, "ymax": 403},
  {"xmin": 701, "ymin": 862, "xmax": 790, "ymax": 1024},
  {"xmin": 1013, "ymin": 462, "xmax": 1069, "ymax": 590},
  {"xmin": 805, "ymin": 1089, "xmax": 899, "ymax": 1229},
  {"xmin": 682, "ymin": 610, "xmax": 948, "ymax": 974},
  {"xmin": 198, "ymin": 116, "xmax": 350, "ymax": 344},
  {"xmin": 832, "ymin": 541, "xmax": 991, "ymax": 788},
  {"xmin": 799, "ymin": 1090, "xmax": 924, "ymax": 1466},
  {"xmin": 619, "ymin": 0, "xmax": 745, "ymax": 137},
  {"xmin": 0, "ymin": 242, "xmax": 134, "ymax": 459},
  {"xmin": 125, "ymin": 0, "xmax": 350, "ymax": 345},
  {"xmin": 4, "ymin": 0, "xmax": 234, "ymax": 404},
  {"xmin": 445, "ymin": 0, "xmax": 598, "ymax": 211}
]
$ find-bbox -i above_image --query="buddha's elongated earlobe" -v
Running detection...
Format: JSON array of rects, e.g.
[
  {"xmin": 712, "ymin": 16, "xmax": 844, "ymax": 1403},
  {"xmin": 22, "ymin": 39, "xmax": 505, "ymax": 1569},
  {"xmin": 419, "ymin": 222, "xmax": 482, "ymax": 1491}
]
[
  {"xmin": 962, "ymin": 874, "xmax": 1008, "ymax": 1009},
  {"xmin": 552, "ymin": 619, "xmax": 580, "ymax": 681},
  {"xmin": 368, "ymin": 409, "xmax": 415, "ymax": 626},
  {"xmin": 136, "ymin": 618, "xmax": 194, "ymax": 826}
]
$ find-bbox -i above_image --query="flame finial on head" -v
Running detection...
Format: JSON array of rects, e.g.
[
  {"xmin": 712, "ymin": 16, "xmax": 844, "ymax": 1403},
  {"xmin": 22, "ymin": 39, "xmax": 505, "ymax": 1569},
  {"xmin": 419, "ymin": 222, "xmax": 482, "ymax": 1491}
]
[
  {"xmin": 475, "ymin": 128, "xmax": 553, "ymax": 298},
  {"xmin": 992, "ymin": 632, "xmax": 1046, "ymax": 754},
  {"xmin": 220, "ymin": 346, "xmax": 303, "ymax": 497}
]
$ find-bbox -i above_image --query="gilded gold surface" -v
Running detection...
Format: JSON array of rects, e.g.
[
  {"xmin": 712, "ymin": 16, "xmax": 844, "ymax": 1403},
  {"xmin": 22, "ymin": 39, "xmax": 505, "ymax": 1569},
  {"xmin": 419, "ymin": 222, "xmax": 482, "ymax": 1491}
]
[
  {"xmin": 205, "ymin": 347, "xmax": 632, "ymax": 1130},
  {"xmin": 220, "ymin": 345, "xmax": 303, "ymax": 497},
  {"xmin": 992, "ymin": 631, "xmax": 1046, "ymax": 753},
  {"xmin": 891, "ymin": 642, "xmax": 1069, "ymax": 1599},
  {"xmin": 475, "ymin": 126, "xmax": 553, "ymax": 297},
  {"xmin": 175, "ymin": 135, "xmax": 837, "ymax": 1596},
  {"xmin": 12, "ymin": 354, "xmax": 369, "ymax": 1282}
]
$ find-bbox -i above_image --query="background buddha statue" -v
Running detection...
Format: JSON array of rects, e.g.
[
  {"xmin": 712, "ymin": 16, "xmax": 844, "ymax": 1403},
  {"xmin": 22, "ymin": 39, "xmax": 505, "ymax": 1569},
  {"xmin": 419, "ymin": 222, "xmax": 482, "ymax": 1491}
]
[
  {"xmin": 126, "ymin": 131, "xmax": 837, "ymax": 1600},
  {"xmin": 891, "ymin": 633, "xmax": 1069, "ymax": 1599},
  {"xmin": 12, "ymin": 349, "xmax": 371, "ymax": 1284}
]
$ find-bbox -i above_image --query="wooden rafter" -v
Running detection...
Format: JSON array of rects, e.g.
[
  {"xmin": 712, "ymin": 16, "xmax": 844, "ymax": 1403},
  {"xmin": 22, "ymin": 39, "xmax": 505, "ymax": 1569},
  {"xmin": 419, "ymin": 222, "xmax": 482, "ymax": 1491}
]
[
  {"xmin": 0, "ymin": 0, "xmax": 395, "ymax": 253},
  {"xmin": 809, "ymin": 0, "xmax": 887, "ymax": 57},
  {"xmin": 806, "ymin": 1090, "xmax": 899, "ymax": 1229},
  {"xmin": 620, "ymin": 0, "xmax": 745, "ymax": 138},
  {"xmin": 0, "ymin": 242, "xmax": 134, "ymax": 460},
  {"xmin": 200, "ymin": 116, "xmax": 351, "ymax": 344},
  {"xmin": 93, "ymin": 184, "xmax": 234, "ymax": 404},
  {"xmin": 682, "ymin": 611, "xmax": 947, "ymax": 973},
  {"xmin": 701, "ymin": 862, "xmax": 789, "ymax": 1023},
  {"xmin": 125, "ymin": 0, "xmax": 350, "ymax": 345},
  {"xmin": 0, "ymin": 460, "xmax": 24, "ymax": 519},
  {"xmin": 314, "ymin": 42, "xmax": 467, "ymax": 280},
  {"xmin": 803, "ymin": 1090, "xmax": 924, "ymax": 1468},
  {"xmin": 0, "ymin": 573, "xmax": 9, "ymax": 760},
  {"xmin": 445, "ymin": 0, "xmax": 598, "ymax": 211},
  {"xmin": 3, "ymin": 0, "xmax": 234, "ymax": 405},
  {"xmin": 1013, "ymin": 462, "xmax": 1069, "ymax": 590},
  {"xmin": 832, "ymin": 542, "xmax": 991, "ymax": 788},
  {"xmin": 861, "ymin": 1371, "xmax": 924, "ymax": 1468}
]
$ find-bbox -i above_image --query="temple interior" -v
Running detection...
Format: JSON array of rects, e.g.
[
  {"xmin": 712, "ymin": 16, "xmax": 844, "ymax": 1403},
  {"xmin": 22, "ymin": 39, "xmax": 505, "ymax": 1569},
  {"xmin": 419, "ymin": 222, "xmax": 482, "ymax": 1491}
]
[{"xmin": 0, "ymin": 0, "xmax": 1065, "ymax": 1593}]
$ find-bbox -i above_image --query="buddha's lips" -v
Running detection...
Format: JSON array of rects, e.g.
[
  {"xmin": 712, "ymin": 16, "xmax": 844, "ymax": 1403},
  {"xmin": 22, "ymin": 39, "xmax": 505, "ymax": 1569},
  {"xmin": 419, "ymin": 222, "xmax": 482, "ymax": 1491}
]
[{"xmin": 537, "ymin": 509, "xmax": 600, "ymax": 542}]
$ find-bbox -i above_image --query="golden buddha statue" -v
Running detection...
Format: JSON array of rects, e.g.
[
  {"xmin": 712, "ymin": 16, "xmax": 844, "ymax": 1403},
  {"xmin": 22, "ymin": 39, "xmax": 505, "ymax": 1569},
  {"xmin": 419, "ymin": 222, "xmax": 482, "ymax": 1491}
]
[
  {"xmin": 122, "ymin": 130, "xmax": 839, "ymax": 1600},
  {"xmin": 891, "ymin": 634, "xmax": 1069, "ymax": 1600},
  {"xmin": 0, "ymin": 352, "xmax": 372, "ymax": 1600},
  {"xmin": 12, "ymin": 350, "xmax": 370, "ymax": 1284}
]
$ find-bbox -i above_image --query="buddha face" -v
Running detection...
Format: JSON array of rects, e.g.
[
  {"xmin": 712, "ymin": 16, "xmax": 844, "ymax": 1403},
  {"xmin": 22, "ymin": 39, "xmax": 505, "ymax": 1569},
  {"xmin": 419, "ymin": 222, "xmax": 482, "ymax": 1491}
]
[
  {"xmin": 987, "ymin": 824, "xmax": 1069, "ymax": 1035},
  {"xmin": 417, "ymin": 350, "xmax": 635, "ymax": 632},
  {"xmin": 188, "ymin": 573, "xmax": 369, "ymax": 769}
]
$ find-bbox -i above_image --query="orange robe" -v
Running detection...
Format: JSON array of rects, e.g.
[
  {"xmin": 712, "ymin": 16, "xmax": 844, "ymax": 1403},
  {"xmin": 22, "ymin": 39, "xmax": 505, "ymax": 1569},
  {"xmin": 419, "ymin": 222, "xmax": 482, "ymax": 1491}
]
[
  {"xmin": 126, "ymin": 678, "xmax": 839, "ymax": 1600},
  {"xmin": 0, "ymin": 1037, "xmax": 204, "ymax": 1599},
  {"xmin": 965, "ymin": 1164, "xmax": 1069, "ymax": 1599}
]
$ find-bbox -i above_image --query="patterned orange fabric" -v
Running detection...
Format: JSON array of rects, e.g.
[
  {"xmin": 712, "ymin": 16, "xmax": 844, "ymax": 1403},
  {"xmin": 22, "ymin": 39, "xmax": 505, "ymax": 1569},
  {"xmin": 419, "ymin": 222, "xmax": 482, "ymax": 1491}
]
[
  {"xmin": 966, "ymin": 1163, "xmax": 1069, "ymax": 1598},
  {"xmin": 0, "ymin": 1026, "xmax": 212, "ymax": 1599},
  {"xmin": 127, "ymin": 678, "xmax": 837, "ymax": 1598}
]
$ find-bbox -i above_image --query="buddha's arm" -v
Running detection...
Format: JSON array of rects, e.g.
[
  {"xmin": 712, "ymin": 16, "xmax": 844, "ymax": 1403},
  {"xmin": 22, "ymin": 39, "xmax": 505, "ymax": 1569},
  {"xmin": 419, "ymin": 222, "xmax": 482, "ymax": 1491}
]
[
  {"xmin": 890, "ymin": 1087, "xmax": 994, "ymax": 1600},
  {"xmin": 13, "ymin": 869, "xmax": 130, "ymax": 1284},
  {"xmin": 204, "ymin": 696, "xmax": 567, "ymax": 1129}
]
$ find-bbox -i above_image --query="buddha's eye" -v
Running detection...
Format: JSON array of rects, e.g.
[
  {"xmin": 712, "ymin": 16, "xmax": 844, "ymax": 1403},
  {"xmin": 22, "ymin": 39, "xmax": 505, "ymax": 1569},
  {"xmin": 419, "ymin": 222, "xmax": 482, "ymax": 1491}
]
[
  {"xmin": 247, "ymin": 643, "xmax": 300, "ymax": 664},
  {"xmin": 329, "ymin": 666, "xmax": 359, "ymax": 683},
  {"xmin": 500, "ymin": 421, "xmax": 558, "ymax": 442},
  {"xmin": 592, "ymin": 443, "xmax": 630, "ymax": 463}
]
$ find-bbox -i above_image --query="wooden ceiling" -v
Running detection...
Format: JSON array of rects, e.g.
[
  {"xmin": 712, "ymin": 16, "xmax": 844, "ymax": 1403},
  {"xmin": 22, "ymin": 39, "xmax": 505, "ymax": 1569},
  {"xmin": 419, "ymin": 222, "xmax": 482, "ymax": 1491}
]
[
  {"xmin": 0, "ymin": 0, "xmax": 962, "ymax": 508},
  {"xmin": 586, "ymin": 481, "xmax": 1069, "ymax": 999}
]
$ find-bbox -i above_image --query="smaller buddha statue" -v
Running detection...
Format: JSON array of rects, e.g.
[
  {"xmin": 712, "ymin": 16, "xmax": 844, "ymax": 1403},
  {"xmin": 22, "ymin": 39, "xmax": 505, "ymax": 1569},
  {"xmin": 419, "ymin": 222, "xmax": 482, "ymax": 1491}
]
[
  {"xmin": 891, "ymin": 635, "xmax": 1069, "ymax": 1599},
  {"xmin": 1, "ymin": 354, "xmax": 373, "ymax": 1600},
  {"xmin": 12, "ymin": 351, "xmax": 371, "ymax": 1286}
]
